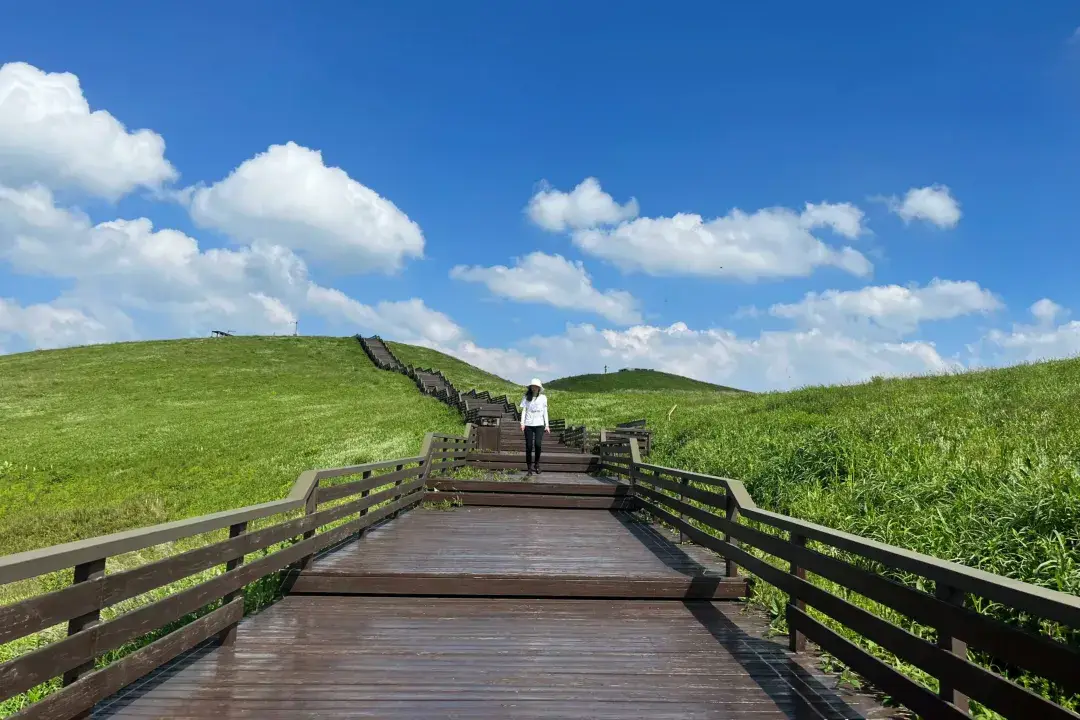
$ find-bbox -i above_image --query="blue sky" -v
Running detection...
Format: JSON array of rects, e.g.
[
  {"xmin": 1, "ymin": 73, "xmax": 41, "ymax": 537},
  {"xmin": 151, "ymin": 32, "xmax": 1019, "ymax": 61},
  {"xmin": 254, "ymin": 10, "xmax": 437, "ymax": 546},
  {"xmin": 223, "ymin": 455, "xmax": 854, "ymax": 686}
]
[{"xmin": 2, "ymin": 2, "xmax": 1080, "ymax": 390}]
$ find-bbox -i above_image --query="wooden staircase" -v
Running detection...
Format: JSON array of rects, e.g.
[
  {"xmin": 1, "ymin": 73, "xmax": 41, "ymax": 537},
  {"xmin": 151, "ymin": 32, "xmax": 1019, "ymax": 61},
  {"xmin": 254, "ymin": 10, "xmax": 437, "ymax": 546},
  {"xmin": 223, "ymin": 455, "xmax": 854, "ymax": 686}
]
[{"xmin": 358, "ymin": 335, "xmax": 579, "ymax": 456}]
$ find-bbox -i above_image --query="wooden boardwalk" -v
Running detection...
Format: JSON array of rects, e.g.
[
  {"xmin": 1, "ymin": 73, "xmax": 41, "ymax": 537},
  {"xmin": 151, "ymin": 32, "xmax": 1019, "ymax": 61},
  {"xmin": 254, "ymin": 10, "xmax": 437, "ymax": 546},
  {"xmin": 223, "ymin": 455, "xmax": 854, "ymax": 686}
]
[
  {"xmin": 7, "ymin": 409, "xmax": 1076, "ymax": 718},
  {"xmin": 94, "ymin": 596, "xmax": 887, "ymax": 719},
  {"xmin": 90, "ymin": 475, "xmax": 890, "ymax": 719}
]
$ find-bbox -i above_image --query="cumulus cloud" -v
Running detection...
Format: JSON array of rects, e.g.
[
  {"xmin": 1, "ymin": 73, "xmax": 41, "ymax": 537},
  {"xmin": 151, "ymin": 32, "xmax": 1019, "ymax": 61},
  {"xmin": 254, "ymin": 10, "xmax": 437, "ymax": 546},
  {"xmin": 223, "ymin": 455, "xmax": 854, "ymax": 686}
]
[
  {"xmin": 517, "ymin": 322, "xmax": 957, "ymax": 391},
  {"xmin": 0, "ymin": 297, "xmax": 116, "ymax": 350},
  {"xmin": 800, "ymin": 202, "xmax": 866, "ymax": 239},
  {"xmin": 450, "ymin": 252, "xmax": 641, "ymax": 324},
  {"xmin": 887, "ymin": 185, "xmax": 961, "ymax": 229},
  {"xmin": 979, "ymin": 299, "xmax": 1080, "ymax": 365},
  {"xmin": 528, "ymin": 178, "xmax": 872, "ymax": 281},
  {"xmin": 769, "ymin": 279, "xmax": 1001, "ymax": 338},
  {"xmin": 0, "ymin": 62, "xmax": 177, "ymax": 199},
  {"xmin": 526, "ymin": 177, "xmax": 639, "ymax": 232},
  {"xmin": 1030, "ymin": 298, "xmax": 1064, "ymax": 324},
  {"xmin": 0, "ymin": 181, "xmax": 444, "ymax": 350},
  {"xmin": 188, "ymin": 142, "xmax": 424, "ymax": 272},
  {"xmin": 573, "ymin": 206, "xmax": 872, "ymax": 280}
]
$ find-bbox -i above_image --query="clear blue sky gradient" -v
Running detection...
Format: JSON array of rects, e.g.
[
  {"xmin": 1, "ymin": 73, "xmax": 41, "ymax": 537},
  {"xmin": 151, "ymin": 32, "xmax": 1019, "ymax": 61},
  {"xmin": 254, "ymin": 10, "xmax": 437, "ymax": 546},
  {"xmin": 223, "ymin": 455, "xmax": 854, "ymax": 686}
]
[{"xmin": 2, "ymin": 1, "xmax": 1080, "ymax": 374}]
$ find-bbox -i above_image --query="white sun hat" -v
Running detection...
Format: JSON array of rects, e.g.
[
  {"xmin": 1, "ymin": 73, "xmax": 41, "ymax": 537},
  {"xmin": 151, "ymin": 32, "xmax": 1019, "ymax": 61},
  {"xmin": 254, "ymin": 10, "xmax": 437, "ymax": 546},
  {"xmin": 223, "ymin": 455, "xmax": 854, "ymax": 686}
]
[{"xmin": 528, "ymin": 378, "xmax": 543, "ymax": 388}]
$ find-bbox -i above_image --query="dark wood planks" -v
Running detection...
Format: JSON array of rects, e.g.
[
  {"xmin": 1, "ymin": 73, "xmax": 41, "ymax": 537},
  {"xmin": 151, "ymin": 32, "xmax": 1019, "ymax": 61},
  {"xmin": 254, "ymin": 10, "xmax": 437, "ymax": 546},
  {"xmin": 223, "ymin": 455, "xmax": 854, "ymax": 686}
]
[
  {"xmin": 303, "ymin": 507, "xmax": 732, "ymax": 581},
  {"xmin": 467, "ymin": 452, "xmax": 599, "ymax": 473},
  {"xmin": 429, "ymin": 472, "xmax": 629, "ymax": 496},
  {"xmin": 423, "ymin": 491, "xmax": 631, "ymax": 509},
  {"xmin": 289, "ymin": 573, "xmax": 746, "ymax": 599},
  {"xmin": 94, "ymin": 596, "xmax": 887, "ymax": 719}
]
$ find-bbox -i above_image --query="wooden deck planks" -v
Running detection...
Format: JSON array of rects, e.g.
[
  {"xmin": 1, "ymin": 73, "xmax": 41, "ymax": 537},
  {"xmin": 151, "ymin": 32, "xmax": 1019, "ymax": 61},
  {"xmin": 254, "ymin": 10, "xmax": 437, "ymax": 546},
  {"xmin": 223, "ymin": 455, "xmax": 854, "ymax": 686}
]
[
  {"xmin": 95, "ymin": 596, "xmax": 889, "ymax": 719},
  {"xmin": 303, "ymin": 507, "xmax": 729, "ymax": 579}
]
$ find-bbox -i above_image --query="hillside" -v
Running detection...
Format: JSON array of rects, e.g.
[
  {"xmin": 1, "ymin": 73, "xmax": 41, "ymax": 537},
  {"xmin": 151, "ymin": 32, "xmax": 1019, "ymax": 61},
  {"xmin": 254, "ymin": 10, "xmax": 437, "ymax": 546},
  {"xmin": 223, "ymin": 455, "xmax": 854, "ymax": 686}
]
[
  {"xmin": 388, "ymin": 339, "xmax": 1080, "ymax": 611},
  {"xmin": 387, "ymin": 341, "xmax": 521, "ymax": 396},
  {"xmin": 546, "ymin": 368, "xmax": 745, "ymax": 393},
  {"xmin": 0, "ymin": 337, "xmax": 461, "ymax": 555}
]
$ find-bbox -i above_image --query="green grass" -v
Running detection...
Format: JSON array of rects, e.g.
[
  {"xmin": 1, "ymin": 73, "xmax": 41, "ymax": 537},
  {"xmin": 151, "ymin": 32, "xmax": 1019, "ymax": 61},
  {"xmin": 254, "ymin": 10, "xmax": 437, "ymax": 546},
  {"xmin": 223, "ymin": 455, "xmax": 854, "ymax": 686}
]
[
  {"xmin": 387, "ymin": 342, "xmax": 522, "ymax": 397},
  {"xmin": 5, "ymin": 336, "xmax": 1080, "ymax": 717},
  {"xmin": 546, "ymin": 367, "xmax": 745, "ymax": 393},
  {"xmin": 0, "ymin": 335, "xmax": 469, "ymax": 716},
  {"xmin": 0, "ymin": 336, "xmax": 461, "ymax": 556},
  {"xmin": 383, "ymin": 342, "xmax": 1080, "ymax": 716}
]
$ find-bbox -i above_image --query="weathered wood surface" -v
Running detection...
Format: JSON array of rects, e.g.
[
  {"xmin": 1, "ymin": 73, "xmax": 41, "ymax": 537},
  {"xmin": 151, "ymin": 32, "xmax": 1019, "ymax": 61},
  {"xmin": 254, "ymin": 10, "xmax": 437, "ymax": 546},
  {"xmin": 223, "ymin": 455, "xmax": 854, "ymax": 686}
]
[
  {"xmin": 93, "ymin": 596, "xmax": 893, "ymax": 719},
  {"xmin": 429, "ymin": 471, "xmax": 628, "ymax": 496},
  {"xmin": 294, "ymin": 506, "xmax": 747, "ymax": 599}
]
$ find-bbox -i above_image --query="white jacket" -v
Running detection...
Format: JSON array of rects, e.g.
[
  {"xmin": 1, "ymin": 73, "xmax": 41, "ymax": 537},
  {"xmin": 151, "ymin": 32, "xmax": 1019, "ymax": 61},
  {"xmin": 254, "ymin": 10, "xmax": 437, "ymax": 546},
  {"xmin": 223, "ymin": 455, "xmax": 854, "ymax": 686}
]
[{"xmin": 519, "ymin": 394, "xmax": 549, "ymax": 428}]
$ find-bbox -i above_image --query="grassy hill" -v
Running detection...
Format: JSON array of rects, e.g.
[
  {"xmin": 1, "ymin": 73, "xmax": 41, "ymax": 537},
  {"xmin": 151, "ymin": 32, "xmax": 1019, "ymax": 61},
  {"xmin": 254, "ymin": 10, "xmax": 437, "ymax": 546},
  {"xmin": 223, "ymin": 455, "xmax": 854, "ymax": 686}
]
[
  {"xmin": 546, "ymin": 368, "xmax": 745, "ymax": 393},
  {"xmin": 0, "ymin": 337, "xmax": 461, "ymax": 556},
  {"xmin": 387, "ymin": 341, "xmax": 522, "ymax": 396},
  {"xmin": 5, "ymin": 337, "xmax": 1080, "ymax": 712}
]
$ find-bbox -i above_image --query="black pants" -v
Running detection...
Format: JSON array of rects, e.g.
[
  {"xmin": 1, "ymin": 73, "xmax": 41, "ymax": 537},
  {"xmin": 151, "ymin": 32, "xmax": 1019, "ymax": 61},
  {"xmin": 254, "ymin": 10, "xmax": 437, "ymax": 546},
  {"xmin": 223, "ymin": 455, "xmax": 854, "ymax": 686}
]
[{"xmin": 524, "ymin": 425, "xmax": 543, "ymax": 467}]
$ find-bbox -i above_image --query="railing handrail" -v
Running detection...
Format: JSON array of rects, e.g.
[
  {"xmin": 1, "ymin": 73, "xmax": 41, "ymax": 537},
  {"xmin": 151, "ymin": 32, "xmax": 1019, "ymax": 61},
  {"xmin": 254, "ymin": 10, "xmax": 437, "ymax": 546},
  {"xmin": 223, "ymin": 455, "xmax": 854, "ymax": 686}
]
[
  {"xmin": 0, "ymin": 446, "xmax": 431, "ymax": 587},
  {"xmin": 596, "ymin": 437, "xmax": 1080, "ymax": 718},
  {"xmin": 632, "ymin": 456, "xmax": 1080, "ymax": 625}
]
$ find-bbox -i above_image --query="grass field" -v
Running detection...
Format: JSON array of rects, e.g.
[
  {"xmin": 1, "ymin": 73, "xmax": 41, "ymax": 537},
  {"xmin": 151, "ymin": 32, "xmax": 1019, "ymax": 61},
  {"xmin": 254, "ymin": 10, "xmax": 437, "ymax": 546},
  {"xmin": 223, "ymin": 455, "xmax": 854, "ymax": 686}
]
[
  {"xmin": 4, "ymin": 337, "xmax": 1080, "ymax": 716},
  {"xmin": 546, "ymin": 367, "xmax": 745, "ymax": 393},
  {"xmin": 387, "ymin": 342, "xmax": 1080, "ymax": 715},
  {"xmin": 0, "ymin": 336, "xmax": 461, "ymax": 556}
]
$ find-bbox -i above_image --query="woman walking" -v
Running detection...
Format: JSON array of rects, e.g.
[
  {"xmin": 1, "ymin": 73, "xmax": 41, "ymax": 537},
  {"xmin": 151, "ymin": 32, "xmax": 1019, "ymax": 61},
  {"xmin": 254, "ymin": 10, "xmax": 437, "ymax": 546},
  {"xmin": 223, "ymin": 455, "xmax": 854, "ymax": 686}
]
[{"xmin": 519, "ymin": 378, "xmax": 549, "ymax": 475}]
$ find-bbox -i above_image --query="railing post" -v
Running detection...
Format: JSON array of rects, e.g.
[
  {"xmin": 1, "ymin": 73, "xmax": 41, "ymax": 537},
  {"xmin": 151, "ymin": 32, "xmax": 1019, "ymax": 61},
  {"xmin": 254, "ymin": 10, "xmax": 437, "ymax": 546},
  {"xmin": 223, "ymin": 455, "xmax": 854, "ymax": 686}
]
[
  {"xmin": 678, "ymin": 475, "xmax": 689, "ymax": 543},
  {"xmin": 299, "ymin": 478, "xmax": 319, "ymax": 570},
  {"xmin": 419, "ymin": 432, "xmax": 436, "ymax": 482},
  {"xmin": 357, "ymin": 470, "xmax": 372, "ymax": 539},
  {"xmin": 218, "ymin": 521, "xmax": 249, "ymax": 646},
  {"xmin": 724, "ymin": 488, "xmax": 740, "ymax": 579},
  {"xmin": 390, "ymin": 463, "xmax": 405, "ymax": 518},
  {"xmin": 63, "ymin": 557, "xmax": 106, "ymax": 717},
  {"xmin": 788, "ymin": 532, "xmax": 806, "ymax": 652},
  {"xmin": 936, "ymin": 583, "xmax": 970, "ymax": 715}
]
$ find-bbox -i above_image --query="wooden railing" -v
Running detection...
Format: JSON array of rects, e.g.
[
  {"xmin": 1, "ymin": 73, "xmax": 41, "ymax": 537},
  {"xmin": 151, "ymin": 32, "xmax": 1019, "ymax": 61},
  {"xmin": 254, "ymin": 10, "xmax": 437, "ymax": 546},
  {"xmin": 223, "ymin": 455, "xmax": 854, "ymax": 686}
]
[
  {"xmin": 599, "ymin": 436, "xmax": 1080, "ymax": 719},
  {"xmin": 0, "ymin": 432, "xmax": 466, "ymax": 719},
  {"xmin": 427, "ymin": 431, "xmax": 474, "ymax": 475}
]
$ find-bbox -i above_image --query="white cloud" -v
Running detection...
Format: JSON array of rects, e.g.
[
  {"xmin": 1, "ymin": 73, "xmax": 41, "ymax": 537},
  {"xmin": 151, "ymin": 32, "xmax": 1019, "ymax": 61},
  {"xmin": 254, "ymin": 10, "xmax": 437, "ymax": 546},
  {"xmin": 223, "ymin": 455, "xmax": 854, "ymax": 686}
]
[
  {"xmin": 0, "ymin": 297, "xmax": 116, "ymax": 350},
  {"xmin": 188, "ymin": 142, "xmax": 424, "ymax": 272},
  {"xmin": 307, "ymin": 289, "xmax": 465, "ymax": 347},
  {"xmin": 1030, "ymin": 298, "xmax": 1064, "ymax": 324},
  {"xmin": 527, "ymin": 178, "xmax": 871, "ymax": 281},
  {"xmin": 572, "ymin": 206, "xmax": 872, "ymax": 280},
  {"xmin": 769, "ymin": 279, "xmax": 1001, "ymax": 337},
  {"xmin": 980, "ymin": 299, "xmax": 1080, "ymax": 365},
  {"xmin": 888, "ymin": 185, "xmax": 961, "ymax": 229},
  {"xmin": 450, "ymin": 252, "xmax": 641, "ymax": 324},
  {"xmin": 0, "ymin": 62, "xmax": 176, "ymax": 199},
  {"xmin": 518, "ymin": 322, "xmax": 957, "ymax": 391},
  {"xmin": 800, "ymin": 202, "xmax": 866, "ymax": 239},
  {"xmin": 526, "ymin": 177, "xmax": 639, "ymax": 232}
]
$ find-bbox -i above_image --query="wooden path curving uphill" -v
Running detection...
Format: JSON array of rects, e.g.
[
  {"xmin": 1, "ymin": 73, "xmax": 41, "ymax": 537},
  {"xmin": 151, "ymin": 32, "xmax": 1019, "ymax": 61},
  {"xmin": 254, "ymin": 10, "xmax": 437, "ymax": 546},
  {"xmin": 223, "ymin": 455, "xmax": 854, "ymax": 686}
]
[{"xmin": 2, "ymin": 339, "xmax": 1079, "ymax": 719}]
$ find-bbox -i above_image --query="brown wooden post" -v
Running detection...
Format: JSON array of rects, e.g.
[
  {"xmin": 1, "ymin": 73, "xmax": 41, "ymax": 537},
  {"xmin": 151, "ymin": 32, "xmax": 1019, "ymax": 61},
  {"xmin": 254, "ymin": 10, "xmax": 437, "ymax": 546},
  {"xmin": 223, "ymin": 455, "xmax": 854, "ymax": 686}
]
[
  {"xmin": 788, "ymin": 533, "xmax": 807, "ymax": 652},
  {"xmin": 63, "ymin": 556, "xmax": 106, "ymax": 717},
  {"xmin": 299, "ymin": 479, "xmax": 319, "ymax": 570},
  {"xmin": 218, "ymin": 521, "xmax": 249, "ymax": 646},
  {"xmin": 724, "ymin": 489, "xmax": 740, "ymax": 579},
  {"xmin": 936, "ymin": 583, "xmax": 970, "ymax": 714},
  {"xmin": 678, "ymin": 475, "xmax": 689, "ymax": 543},
  {"xmin": 358, "ymin": 470, "xmax": 375, "ymax": 537},
  {"xmin": 390, "ymin": 463, "xmax": 406, "ymax": 518}
]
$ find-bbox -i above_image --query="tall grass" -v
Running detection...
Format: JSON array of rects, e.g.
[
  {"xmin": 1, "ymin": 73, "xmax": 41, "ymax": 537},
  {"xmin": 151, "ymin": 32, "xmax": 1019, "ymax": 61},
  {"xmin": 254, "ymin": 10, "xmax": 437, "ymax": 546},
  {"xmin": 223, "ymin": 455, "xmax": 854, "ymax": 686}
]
[{"xmin": 390, "ymin": 343, "xmax": 1080, "ymax": 716}]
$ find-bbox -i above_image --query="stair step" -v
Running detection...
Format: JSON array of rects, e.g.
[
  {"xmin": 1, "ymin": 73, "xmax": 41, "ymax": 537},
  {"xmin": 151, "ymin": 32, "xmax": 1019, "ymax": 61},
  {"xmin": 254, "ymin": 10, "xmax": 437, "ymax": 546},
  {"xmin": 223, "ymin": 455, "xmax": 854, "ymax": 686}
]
[
  {"xmin": 424, "ymin": 490, "xmax": 628, "ymax": 509},
  {"xmin": 428, "ymin": 479, "xmax": 628, "ymax": 496},
  {"xmin": 292, "ymin": 573, "xmax": 748, "ymax": 599}
]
